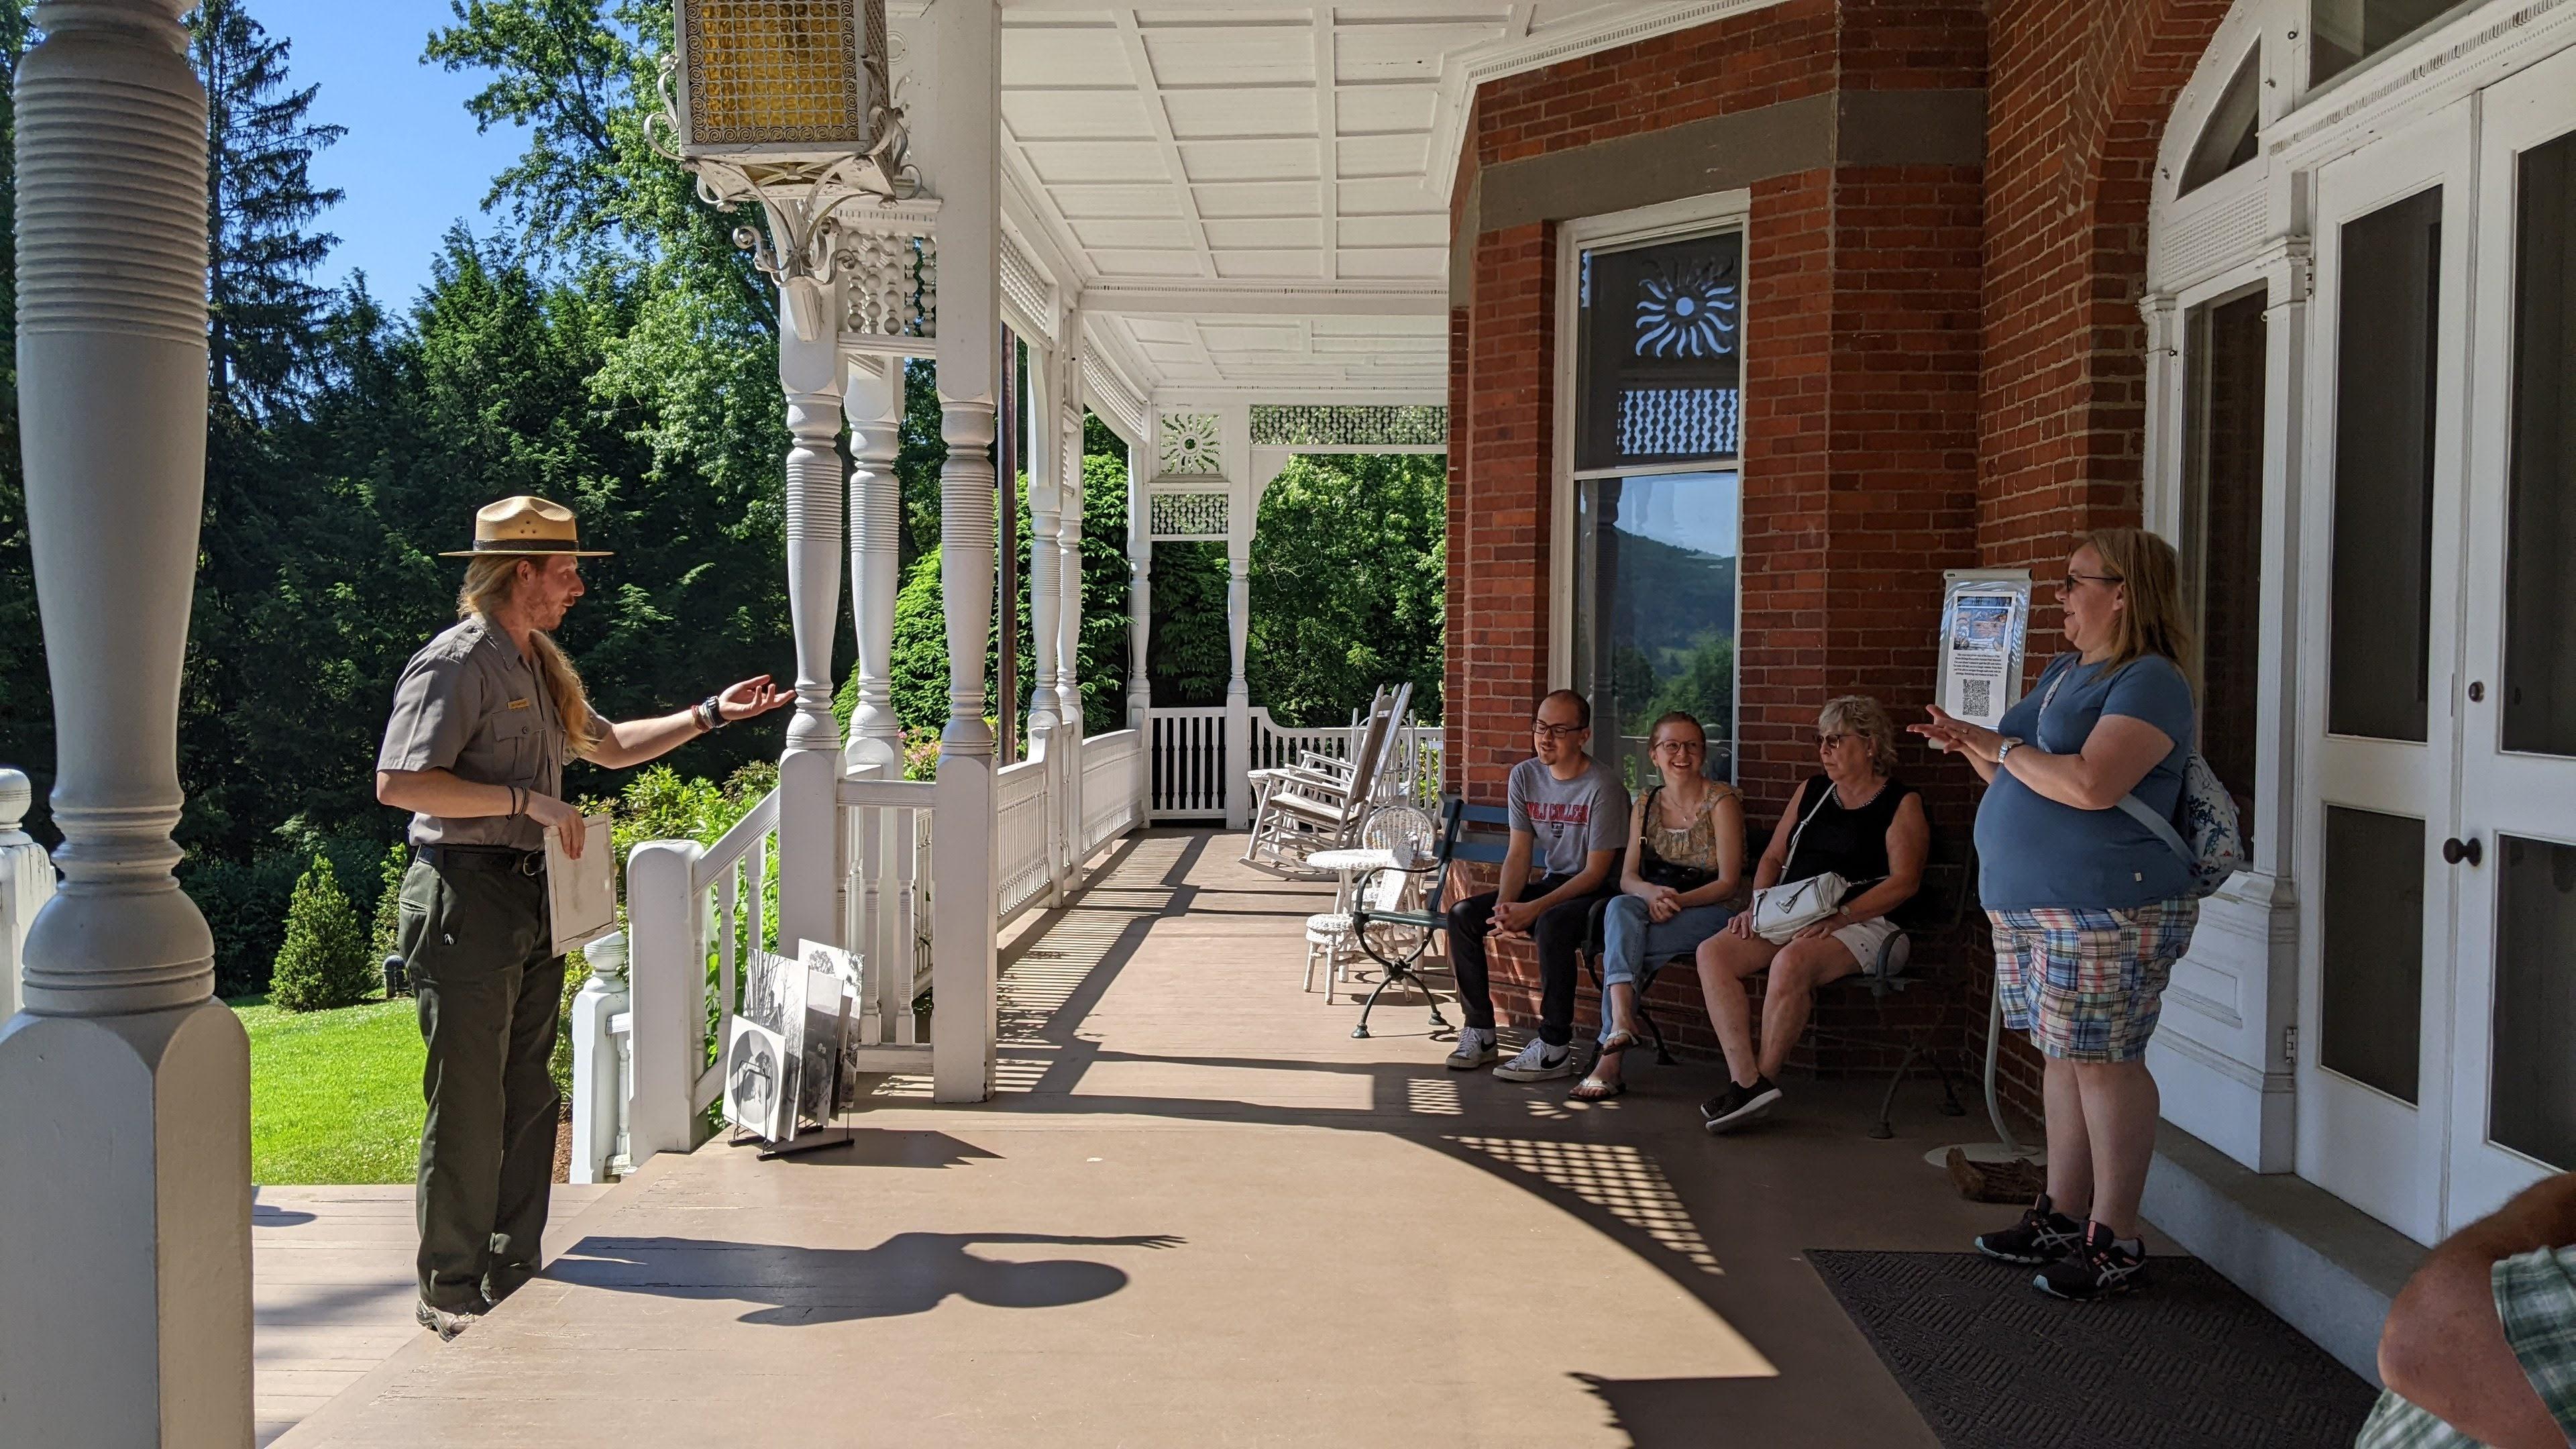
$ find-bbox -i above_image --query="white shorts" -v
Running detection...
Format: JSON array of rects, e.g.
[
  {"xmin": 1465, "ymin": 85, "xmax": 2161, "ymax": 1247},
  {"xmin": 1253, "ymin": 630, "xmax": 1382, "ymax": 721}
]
[{"xmin": 1831, "ymin": 916, "xmax": 1906, "ymax": 976}]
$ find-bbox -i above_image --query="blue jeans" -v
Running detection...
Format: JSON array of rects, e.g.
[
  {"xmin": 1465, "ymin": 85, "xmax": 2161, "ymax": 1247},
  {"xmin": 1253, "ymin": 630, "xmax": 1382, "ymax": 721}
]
[{"xmin": 1599, "ymin": 895, "xmax": 1731, "ymax": 1042}]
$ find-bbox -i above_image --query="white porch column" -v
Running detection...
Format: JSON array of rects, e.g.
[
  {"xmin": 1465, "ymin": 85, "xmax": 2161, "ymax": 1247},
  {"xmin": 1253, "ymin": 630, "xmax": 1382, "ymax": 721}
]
[
  {"xmin": 1024, "ymin": 347, "xmax": 1063, "ymax": 754},
  {"xmin": 1222, "ymin": 407, "xmax": 1253, "ymax": 830},
  {"xmin": 926, "ymin": 0, "xmax": 1000, "ymax": 1104},
  {"xmin": 775, "ymin": 289, "xmax": 846, "ymax": 953},
  {"xmin": 1055, "ymin": 321, "xmax": 1087, "ymax": 875},
  {"xmin": 0, "ymin": 3, "xmax": 252, "ymax": 1442},
  {"xmin": 1126, "ymin": 411, "xmax": 1153, "ymax": 727},
  {"xmin": 844, "ymin": 357, "xmax": 906, "ymax": 779}
]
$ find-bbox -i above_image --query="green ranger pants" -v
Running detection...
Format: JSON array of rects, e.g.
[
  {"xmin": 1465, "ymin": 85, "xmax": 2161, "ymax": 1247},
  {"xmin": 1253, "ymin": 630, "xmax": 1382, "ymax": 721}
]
[{"xmin": 398, "ymin": 853, "xmax": 565, "ymax": 1312}]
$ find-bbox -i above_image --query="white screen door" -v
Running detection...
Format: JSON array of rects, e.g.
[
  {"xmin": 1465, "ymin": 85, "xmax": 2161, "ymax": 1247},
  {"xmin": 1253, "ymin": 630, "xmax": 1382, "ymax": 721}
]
[
  {"xmin": 2296, "ymin": 100, "xmax": 2475, "ymax": 1246},
  {"xmin": 2449, "ymin": 47, "xmax": 2576, "ymax": 1231}
]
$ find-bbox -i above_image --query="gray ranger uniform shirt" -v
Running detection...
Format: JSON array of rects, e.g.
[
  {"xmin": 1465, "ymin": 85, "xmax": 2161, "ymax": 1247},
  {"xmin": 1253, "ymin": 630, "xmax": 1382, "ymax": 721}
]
[{"xmin": 377, "ymin": 614, "xmax": 570, "ymax": 851}]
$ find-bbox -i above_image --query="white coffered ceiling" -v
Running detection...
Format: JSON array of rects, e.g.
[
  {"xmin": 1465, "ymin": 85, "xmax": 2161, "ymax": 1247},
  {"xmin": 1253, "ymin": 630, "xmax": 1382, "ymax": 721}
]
[{"xmin": 988, "ymin": 1, "xmax": 1730, "ymax": 403}]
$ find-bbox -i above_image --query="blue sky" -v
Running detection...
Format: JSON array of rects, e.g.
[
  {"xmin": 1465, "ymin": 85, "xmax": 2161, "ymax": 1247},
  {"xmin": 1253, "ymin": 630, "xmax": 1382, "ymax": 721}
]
[{"xmin": 254, "ymin": 0, "xmax": 532, "ymax": 311}]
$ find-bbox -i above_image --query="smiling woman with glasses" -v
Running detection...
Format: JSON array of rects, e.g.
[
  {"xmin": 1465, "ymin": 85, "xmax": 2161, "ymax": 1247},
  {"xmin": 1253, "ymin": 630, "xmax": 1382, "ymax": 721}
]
[{"xmin": 1571, "ymin": 711, "xmax": 1746, "ymax": 1102}]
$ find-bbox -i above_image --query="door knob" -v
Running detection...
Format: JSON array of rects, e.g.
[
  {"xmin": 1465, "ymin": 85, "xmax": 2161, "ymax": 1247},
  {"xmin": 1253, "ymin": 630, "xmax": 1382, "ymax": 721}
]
[{"xmin": 2442, "ymin": 836, "xmax": 2483, "ymax": 867}]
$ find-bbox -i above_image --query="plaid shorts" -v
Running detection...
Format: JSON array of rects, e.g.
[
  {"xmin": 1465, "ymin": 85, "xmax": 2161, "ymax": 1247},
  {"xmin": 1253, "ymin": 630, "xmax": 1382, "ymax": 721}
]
[
  {"xmin": 1988, "ymin": 898, "xmax": 2200, "ymax": 1063},
  {"xmin": 2355, "ymin": 1245, "xmax": 2576, "ymax": 1448}
]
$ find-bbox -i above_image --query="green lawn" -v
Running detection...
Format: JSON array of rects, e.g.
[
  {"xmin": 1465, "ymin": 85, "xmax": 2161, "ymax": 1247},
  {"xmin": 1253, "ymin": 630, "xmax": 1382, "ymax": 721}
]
[{"xmin": 232, "ymin": 995, "xmax": 423, "ymax": 1185}]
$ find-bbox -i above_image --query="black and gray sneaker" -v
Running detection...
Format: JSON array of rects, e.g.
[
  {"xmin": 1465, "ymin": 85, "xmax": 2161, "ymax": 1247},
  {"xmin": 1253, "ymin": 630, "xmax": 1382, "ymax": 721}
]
[
  {"xmin": 1974, "ymin": 1193, "xmax": 2084, "ymax": 1266},
  {"xmin": 1699, "ymin": 1076, "xmax": 1782, "ymax": 1134},
  {"xmin": 2035, "ymin": 1222, "xmax": 2147, "ymax": 1299}
]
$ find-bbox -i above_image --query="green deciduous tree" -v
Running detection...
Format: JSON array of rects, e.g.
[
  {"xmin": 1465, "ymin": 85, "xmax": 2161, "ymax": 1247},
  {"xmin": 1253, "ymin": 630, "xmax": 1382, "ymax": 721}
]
[{"xmin": 1245, "ymin": 453, "xmax": 1445, "ymax": 727}]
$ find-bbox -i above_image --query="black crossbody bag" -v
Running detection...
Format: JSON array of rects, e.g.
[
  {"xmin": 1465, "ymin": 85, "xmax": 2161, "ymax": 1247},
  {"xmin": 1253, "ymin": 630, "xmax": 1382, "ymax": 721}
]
[{"xmin": 1633, "ymin": 786, "xmax": 1722, "ymax": 893}]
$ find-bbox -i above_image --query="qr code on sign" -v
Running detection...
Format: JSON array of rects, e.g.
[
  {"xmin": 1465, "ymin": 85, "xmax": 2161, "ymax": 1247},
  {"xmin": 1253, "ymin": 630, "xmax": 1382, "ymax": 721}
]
[{"xmin": 1961, "ymin": 680, "xmax": 1992, "ymax": 718}]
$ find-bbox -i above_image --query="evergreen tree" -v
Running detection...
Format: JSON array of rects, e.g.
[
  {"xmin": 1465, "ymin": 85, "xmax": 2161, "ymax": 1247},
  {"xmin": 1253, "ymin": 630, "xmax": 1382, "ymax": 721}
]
[
  {"xmin": 268, "ymin": 853, "xmax": 373, "ymax": 1012},
  {"xmin": 193, "ymin": 0, "xmax": 345, "ymax": 416}
]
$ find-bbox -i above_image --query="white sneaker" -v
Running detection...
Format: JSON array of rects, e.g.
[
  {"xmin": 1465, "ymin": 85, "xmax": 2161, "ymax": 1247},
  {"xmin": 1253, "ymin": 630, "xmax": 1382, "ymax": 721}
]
[
  {"xmin": 1445, "ymin": 1028, "xmax": 1497, "ymax": 1071},
  {"xmin": 1492, "ymin": 1038, "xmax": 1575, "ymax": 1083}
]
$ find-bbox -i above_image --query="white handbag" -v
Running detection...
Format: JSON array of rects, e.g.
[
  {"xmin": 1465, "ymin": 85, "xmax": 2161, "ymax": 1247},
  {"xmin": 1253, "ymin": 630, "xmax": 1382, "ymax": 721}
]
[{"xmin": 1747, "ymin": 785, "xmax": 1857, "ymax": 944}]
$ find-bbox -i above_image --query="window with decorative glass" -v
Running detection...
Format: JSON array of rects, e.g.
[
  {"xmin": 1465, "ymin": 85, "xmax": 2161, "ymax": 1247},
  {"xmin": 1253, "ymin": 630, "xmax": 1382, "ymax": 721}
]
[{"xmin": 1570, "ymin": 227, "xmax": 1744, "ymax": 787}]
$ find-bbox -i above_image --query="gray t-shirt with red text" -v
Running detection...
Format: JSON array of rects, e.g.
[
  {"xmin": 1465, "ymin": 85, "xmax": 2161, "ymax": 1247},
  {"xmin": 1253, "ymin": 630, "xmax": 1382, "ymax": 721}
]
[{"xmin": 1506, "ymin": 755, "xmax": 1629, "ymax": 879}]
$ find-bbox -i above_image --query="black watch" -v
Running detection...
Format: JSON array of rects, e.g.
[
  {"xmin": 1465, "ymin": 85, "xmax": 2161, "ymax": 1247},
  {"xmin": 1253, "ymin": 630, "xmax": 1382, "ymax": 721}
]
[{"xmin": 698, "ymin": 695, "xmax": 728, "ymax": 732}]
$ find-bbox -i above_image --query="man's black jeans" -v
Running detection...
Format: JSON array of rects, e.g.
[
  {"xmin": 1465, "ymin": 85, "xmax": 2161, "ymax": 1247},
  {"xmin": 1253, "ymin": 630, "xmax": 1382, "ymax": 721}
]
[{"xmin": 1446, "ymin": 873, "xmax": 1618, "ymax": 1048}]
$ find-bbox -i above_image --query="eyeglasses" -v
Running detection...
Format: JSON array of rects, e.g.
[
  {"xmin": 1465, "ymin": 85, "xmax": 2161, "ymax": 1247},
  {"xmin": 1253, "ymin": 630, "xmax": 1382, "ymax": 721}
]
[
  {"xmin": 1532, "ymin": 721, "xmax": 1587, "ymax": 741},
  {"xmin": 2061, "ymin": 571, "xmax": 2123, "ymax": 590},
  {"xmin": 1817, "ymin": 733, "xmax": 1851, "ymax": 750},
  {"xmin": 1652, "ymin": 738, "xmax": 1705, "ymax": 754}
]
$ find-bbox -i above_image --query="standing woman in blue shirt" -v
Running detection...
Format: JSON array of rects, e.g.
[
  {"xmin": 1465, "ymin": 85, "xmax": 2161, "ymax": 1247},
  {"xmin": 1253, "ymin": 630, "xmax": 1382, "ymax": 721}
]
[{"xmin": 1915, "ymin": 528, "xmax": 2202, "ymax": 1301}]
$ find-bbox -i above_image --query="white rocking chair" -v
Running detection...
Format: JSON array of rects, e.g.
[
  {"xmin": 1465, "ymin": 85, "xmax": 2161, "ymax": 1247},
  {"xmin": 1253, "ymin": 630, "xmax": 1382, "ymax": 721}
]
[{"xmin": 1242, "ymin": 683, "xmax": 1410, "ymax": 877}]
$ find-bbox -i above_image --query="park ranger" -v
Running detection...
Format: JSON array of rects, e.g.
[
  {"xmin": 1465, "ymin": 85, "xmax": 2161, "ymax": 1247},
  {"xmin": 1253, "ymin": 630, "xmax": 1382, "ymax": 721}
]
[{"xmin": 375, "ymin": 495, "xmax": 788, "ymax": 1340}]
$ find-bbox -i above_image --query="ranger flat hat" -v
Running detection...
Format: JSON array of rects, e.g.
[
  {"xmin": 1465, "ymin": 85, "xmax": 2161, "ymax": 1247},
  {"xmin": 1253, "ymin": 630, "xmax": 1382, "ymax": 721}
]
[{"xmin": 439, "ymin": 495, "xmax": 613, "ymax": 557}]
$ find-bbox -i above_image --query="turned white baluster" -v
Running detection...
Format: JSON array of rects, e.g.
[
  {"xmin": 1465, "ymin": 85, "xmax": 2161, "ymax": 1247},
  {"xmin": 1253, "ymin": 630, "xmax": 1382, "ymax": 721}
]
[
  {"xmin": 776, "ymin": 281, "xmax": 847, "ymax": 953},
  {"xmin": 845, "ymin": 356, "xmax": 906, "ymax": 778}
]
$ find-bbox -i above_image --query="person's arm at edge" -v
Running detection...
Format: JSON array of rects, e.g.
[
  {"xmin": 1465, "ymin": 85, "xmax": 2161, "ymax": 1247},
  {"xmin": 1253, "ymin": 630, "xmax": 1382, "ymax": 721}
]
[{"xmin": 2379, "ymin": 1172, "xmax": 2576, "ymax": 1449}]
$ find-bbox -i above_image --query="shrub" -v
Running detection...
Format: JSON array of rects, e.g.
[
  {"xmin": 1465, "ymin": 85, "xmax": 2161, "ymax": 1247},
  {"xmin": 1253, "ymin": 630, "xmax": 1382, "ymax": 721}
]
[
  {"xmin": 187, "ymin": 851, "xmax": 307, "ymax": 999},
  {"xmin": 370, "ymin": 839, "xmax": 408, "ymax": 972},
  {"xmin": 268, "ymin": 853, "xmax": 376, "ymax": 1012}
]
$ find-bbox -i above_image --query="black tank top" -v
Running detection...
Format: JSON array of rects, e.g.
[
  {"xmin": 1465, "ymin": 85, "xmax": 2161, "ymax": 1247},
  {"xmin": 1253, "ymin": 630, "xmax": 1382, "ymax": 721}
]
[{"xmin": 1782, "ymin": 773, "xmax": 1915, "ymax": 884}]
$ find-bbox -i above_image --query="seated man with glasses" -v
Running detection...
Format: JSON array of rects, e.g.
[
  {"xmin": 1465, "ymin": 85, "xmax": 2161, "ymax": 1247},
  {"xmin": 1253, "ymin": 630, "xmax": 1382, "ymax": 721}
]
[{"xmin": 1444, "ymin": 689, "xmax": 1629, "ymax": 1082}]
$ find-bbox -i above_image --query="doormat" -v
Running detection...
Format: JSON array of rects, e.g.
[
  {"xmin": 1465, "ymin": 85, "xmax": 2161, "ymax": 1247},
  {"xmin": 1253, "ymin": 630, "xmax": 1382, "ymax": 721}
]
[{"xmin": 1807, "ymin": 1250, "xmax": 2378, "ymax": 1449}]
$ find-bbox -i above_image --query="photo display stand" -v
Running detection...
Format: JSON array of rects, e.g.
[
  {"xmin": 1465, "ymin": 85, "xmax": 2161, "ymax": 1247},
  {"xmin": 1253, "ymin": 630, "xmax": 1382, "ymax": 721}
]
[
  {"xmin": 723, "ymin": 942, "xmax": 865, "ymax": 1159},
  {"xmin": 1933, "ymin": 570, "xmax": 2033, "ymax": 732}
]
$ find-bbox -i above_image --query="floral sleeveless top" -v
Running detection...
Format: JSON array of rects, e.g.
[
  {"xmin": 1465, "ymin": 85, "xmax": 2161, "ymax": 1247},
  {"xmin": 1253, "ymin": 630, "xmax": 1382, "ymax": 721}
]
[{"xmin": 1638, "ymin": 783, "xmax": 1735, "ymax": 873}]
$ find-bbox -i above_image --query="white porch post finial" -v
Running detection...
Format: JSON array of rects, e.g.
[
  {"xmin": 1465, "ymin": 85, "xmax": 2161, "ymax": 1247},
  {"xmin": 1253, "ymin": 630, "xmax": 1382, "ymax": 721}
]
[
  {"xmin": 1, "ymin": 1, "xmax": 254, "ymax": 1441},
  {"xmin": 925, "ymin": 0, "xmax": 1000, "ymax": 1104},
  {"xmin": 845, "ymin": 357, "xmax": 907, "ymax": 777},
  {"xmin": 775, "ymin": 278, "xmax": 847, "ymax": 951}
]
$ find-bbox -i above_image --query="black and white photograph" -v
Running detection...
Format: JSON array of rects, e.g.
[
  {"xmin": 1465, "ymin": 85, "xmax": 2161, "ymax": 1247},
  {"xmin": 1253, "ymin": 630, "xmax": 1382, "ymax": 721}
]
[
  {"xmin": 721, "ymin": 1017, "xmax": 788, "ymax": 1144},
  {"xmin": 801, "ymin": 941, "xmax": 864, "ymax": 1112},
  {"xmin": 797, "ymin": 966, "xmax": 847, "ymax": 1127}
]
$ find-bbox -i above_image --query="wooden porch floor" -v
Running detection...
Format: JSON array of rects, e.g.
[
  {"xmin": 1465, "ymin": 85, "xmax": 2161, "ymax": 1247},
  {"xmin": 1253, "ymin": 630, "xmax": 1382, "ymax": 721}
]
[{"xmin": 271, "ymin": 830, "xmax": 2035, "ymax": 1447}]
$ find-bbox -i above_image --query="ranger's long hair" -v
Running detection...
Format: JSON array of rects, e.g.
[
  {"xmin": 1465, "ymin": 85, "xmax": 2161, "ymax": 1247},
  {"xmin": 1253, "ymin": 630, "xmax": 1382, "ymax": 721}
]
[{"xmin": 458, "ymin": 555, "xmax": 602, "ymax": 759}]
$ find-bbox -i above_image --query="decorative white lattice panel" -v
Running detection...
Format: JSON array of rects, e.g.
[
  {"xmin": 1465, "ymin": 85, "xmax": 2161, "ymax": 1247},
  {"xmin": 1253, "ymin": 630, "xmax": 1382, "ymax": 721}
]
[
  {"xmin": 1148, "ymin": 492, "xmax": 1228, "ymax": 540},
  {"xmin": 839, "ymin": 224, "xmax": 936, "ymax": 341},
  {"xmin": 1158, "ymin": 413, "xmax": 1224, "ymax": 476},
  {"xmin": 1617, "ymin": 387, "xmax": 1739, "ymax": 460},
  {"xmin": 1248, "ymin": 404, "xmax": 1447, "ymax": 449}
]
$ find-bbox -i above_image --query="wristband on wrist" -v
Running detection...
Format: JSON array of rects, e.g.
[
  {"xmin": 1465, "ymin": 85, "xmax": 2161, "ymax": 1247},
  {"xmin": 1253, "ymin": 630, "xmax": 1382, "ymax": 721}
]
[{"xmin": 698, "ymin": 695, "xmax": 728, "ymax": 732}]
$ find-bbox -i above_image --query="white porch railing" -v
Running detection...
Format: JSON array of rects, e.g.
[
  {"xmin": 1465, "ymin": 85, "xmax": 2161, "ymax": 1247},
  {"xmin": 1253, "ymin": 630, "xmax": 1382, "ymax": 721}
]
[
  {"xmin": 996, "ymin": 757, "xmax": 1053, "ymax": 927},
  {"xmin": 1144, "ymin": 706, "xmax": 1442, "ymax": 820},
  {"xmin": 593, "ymin": 725, "xmax": 1155, "ymax": 1174},
  {"xmin": 1080, "ymin": 729, "xmax": 1146, "ymax": 855},
  {"xmin": 0, "ymin": 769, "xmax": 54, "ymax": 1022}
]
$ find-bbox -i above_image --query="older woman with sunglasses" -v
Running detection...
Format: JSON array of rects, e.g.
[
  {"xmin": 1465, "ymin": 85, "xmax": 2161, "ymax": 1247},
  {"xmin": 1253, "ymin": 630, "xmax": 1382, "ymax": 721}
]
[
  {"xmin": 1569, "ymin": 712, "xmax": 1745, "ymax": 1102},
  {"xmin": 1696, "ymin": 696, "xmax": 1927, "ymax": 1132}
]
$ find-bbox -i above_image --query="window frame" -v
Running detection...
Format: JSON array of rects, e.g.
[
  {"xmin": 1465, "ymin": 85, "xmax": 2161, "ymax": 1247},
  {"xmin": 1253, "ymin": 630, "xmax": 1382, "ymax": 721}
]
[{"xmin": 1550, "ymin": 191, "xmax": 1753, "ymax": 698}]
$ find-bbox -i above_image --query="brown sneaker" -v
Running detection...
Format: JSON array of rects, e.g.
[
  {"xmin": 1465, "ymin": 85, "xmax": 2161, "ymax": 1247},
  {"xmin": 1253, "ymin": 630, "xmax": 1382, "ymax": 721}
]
[{"xmin": 415, "ymin": 1299, "xmax": 482, "ymax": 1342}]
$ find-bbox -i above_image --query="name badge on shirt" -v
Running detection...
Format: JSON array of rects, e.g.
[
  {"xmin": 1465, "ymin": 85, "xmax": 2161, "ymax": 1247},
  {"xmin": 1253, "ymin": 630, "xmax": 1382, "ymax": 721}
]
[{"xmin": 507, "ymin": 698, "xmax": 532, "ymax": 710}]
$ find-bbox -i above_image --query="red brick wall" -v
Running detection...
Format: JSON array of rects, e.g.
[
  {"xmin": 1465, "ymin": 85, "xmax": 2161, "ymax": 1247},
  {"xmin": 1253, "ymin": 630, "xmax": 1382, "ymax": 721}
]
[
  {"xmin": 1444, "ymin": 2, "xmax": 1990, "ymax": 1081},
  {"xmin": 1969, "ymin": 0, "xmax": 2232, "ymax": 1117}
]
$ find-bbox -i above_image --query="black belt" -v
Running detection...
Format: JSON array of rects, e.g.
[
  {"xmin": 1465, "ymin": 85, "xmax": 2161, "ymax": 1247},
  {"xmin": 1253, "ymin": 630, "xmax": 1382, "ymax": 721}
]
[{"xmin": 415, "ymin": 844, "xmax": 545, "ymax": 875}]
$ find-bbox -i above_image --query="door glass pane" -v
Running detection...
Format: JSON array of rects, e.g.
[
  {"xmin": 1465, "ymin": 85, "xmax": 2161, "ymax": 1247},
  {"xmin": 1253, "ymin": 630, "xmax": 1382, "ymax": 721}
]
[
  {"xmin": 2310, "ymin": 0, "xmax": 2477, "ymax": 87},
  {"xmin": 2328, "ymin": 186, "xmax": 2442, "ymax": 742},
  {"xmin": 2493, "ymin": 836, "xmax": 2576, "ymax": 1168},
  {"xmin": 2321, "ymin": 805, "xmax": 2426, "ymax": 1103},
  {"xmin": 2184, "ymin": 290, "xmax": 2268, "ymax": 851},
  {"xmin": 2502, "ymin": 131, "xmax": 2576, "ymax": 757},
  {"xmin": 1571, "ymin": 472, "xmax": 1739, "ymax": 790},
  {"xmin": 1575, "ymin": 231, "xmax": 1743, "ymax": 474}
]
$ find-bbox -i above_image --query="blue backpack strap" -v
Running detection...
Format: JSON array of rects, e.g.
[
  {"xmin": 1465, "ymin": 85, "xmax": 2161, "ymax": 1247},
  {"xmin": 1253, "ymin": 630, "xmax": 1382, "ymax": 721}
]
[{"xmin": 2117, "ymin": 792, "xmax": 2193, "ymax": 865}]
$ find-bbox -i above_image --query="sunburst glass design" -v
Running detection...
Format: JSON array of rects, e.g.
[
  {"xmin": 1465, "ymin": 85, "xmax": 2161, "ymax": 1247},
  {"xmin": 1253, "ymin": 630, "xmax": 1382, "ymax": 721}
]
[{"xmin": 1633, "ymin": 260, "xmax": 1738, "ymax": 358}]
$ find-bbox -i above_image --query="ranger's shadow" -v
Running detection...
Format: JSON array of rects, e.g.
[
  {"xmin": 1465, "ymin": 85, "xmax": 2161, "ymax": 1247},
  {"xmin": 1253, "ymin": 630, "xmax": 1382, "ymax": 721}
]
[{"xmin": 552, "ymin": 1231, "xmax": 1185, "ymax": 1325}]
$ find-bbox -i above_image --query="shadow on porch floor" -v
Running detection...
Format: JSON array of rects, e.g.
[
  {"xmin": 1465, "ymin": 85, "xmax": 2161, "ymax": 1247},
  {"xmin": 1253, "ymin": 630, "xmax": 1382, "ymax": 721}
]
[{"xmin": 270, "ymin": 830, "xmax": 2210, "ymax": 1447}]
